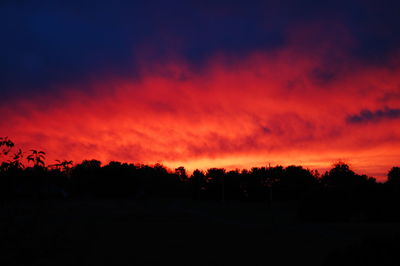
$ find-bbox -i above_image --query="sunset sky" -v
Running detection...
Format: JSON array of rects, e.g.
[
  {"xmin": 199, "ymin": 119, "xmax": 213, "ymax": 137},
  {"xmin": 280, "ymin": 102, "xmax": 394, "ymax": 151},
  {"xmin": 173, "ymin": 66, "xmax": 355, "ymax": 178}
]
[{"xmin": 1, "ymin": 1, "xmax": 400, "ymax": 180}]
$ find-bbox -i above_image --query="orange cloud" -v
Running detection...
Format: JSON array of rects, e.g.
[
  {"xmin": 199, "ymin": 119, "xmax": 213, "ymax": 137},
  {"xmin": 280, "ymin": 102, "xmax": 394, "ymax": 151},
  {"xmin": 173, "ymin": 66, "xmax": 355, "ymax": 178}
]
[{"xmin": 2, "ymin": 45, "xmax": 400, "ymax": 181}]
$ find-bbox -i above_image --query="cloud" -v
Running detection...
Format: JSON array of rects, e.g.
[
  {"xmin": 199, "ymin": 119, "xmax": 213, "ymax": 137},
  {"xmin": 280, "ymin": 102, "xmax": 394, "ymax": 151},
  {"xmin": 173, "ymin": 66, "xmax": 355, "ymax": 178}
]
[
  {"xmin": 346, "ymin": 107, "xmax": 400, "ymax": 124},
  {"xmin": 2, "ymin": 0, "xmax": 400, "ymax": 99},
  {"xmin": 2, "ymin": 3, "xmax": 400, "ymax": 180},
  {"xmin": 1, "ymin": 44, "xmax": 400, "ymax": 181}
]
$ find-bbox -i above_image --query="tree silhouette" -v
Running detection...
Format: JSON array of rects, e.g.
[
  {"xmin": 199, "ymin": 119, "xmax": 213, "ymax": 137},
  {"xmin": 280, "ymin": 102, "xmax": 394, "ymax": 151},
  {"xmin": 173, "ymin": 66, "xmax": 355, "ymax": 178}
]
[
  {"xmin": 0, "ymin": 137, "xmax": 14, "ymax": 156},
  {"xmin": 53, "ymin": 160, "xmax": 73, "ymax": 171},
  {"xmin": 175, "ymin": 166, "xmax": 187, "ymax": 181},
  {"xmin": 10, "ymin": 149, "xmax": 24, "ymax": 169},
  {"xmin": 27, "ymin": 149, "xmax": 46, "ymax": 167},
  {"xmin": 0, "ymin": 138, "xmax": 24, "ymax": 172},
  {"xmin": 191, "ymin": 169, "xmax": 206, "ymax": 200},
  {"xmin": 282, "ymin": 165, "xmax": 316, "ymax": 187},
  {"xmin": 71, "ymin": 160, "xmax": 101, "ymax": 196},
  {"xmin": 206, "ymin": 168, "xmax": 226, "ymax": 202},
  {"xmin": 322, "ymin": 161, "xmax": 368, "ymax": 188},
  {"xmin": 3, "ymin": 136, "xmax": 400, "ymax": 224},
  {"xmin": 387, "ymin": 167, "xmax": 400, "ymax": 185}
]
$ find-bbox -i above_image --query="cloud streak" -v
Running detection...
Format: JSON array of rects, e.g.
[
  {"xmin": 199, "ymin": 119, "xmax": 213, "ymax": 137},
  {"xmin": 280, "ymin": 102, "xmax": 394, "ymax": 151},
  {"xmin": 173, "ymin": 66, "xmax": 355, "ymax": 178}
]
[{"xmin": 347, "ymin": 107, "xmax": 400, "ymax": 124}]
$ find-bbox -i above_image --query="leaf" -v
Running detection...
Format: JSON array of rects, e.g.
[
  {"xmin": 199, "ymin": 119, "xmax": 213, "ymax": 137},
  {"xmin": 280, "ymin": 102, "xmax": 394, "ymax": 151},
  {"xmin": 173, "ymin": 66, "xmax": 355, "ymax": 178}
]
[{"xmin": 6, "ymin": 141, "xmax": 14, "ymax": 148}]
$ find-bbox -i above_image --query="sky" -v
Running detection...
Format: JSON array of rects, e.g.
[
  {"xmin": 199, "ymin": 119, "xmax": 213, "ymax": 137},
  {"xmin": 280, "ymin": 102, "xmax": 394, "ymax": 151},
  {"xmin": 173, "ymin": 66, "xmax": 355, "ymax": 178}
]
[{"xmin": 1, "ymin": 0, "xmax": 400, "ymax": 180}]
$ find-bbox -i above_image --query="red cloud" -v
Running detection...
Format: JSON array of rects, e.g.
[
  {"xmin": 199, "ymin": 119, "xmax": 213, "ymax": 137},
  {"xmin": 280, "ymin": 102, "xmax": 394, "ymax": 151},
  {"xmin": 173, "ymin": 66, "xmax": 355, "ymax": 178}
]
[{"xmin": 2, "ymin": 41, "xmax": 400, "ymax": 181}]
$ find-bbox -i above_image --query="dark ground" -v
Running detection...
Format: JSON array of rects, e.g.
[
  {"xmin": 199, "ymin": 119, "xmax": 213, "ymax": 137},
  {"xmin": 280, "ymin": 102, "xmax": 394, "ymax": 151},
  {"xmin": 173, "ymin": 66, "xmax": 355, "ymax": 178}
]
[{"xmin": 1, "ymin": 198, "xmax": 399, "ymax": 266}]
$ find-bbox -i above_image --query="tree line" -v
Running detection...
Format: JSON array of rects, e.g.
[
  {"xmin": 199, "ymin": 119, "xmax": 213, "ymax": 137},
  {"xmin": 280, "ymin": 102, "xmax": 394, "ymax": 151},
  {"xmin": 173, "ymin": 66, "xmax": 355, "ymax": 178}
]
[{"xmin": 1, "ymin": 137, "xmax": 400, "ymax": 221}]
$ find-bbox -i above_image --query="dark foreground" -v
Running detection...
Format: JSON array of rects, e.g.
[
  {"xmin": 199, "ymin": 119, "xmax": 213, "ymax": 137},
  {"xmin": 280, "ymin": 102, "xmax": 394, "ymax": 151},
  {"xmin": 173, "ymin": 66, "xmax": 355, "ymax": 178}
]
[{"xmin": 1, "ymin": 198, "xmax": 399, "ymax": 266}]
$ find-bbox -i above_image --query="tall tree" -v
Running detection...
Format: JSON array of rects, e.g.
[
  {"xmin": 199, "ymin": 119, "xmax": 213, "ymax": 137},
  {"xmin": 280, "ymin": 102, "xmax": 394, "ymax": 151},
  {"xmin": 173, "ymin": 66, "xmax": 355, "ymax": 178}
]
[{"xmin": 387, "ymin": 167, "xmax": 400, "ymax": 185}]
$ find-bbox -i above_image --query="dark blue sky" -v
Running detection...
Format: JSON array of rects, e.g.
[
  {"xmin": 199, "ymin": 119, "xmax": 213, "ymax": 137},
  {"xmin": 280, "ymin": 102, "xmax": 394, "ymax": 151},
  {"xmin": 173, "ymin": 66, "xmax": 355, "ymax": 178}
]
[{"xmin": 1, "ymin": 0, "xmax": 400, "ymax": 99}]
